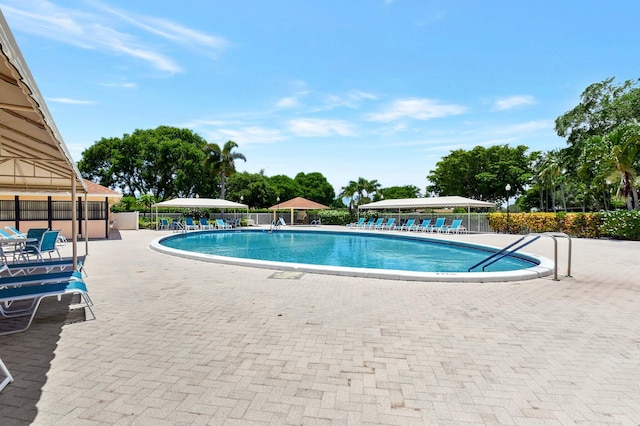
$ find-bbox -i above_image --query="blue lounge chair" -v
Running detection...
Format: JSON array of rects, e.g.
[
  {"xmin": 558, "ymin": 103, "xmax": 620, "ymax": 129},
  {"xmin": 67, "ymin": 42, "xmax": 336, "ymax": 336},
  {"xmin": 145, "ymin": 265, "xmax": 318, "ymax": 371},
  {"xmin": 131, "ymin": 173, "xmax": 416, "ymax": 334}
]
[
  {"xmin": 400, "ymin": 218, "xmax": 415, "ymax": 231},
  {"xmin": 215, "ymin": 219, "xmax": 230, "ymax": 229},
  {"xmin": 199, "ymin": 218, "xmax": 213, "ymax": 230},
  {"xmin": 427, "ymin": 218, "xmax": 446, "ymax": 233},
  {"xmin": 2, "ymin": 258, "xmax": 85, "ymax": 277},
  {"xmin": 159, "ymin": 218, "xmax": 170, "ymax": 230},
  {"xmin": 5, "ymin": 227, "xmax": 25, "ymax": 238},
  {"xmin": 417, "ymin": 219, "xmax": 432, "ymax": 232},
  {"xmin": 382, "ymin": 218, "xmax": 396, "ymax": 230},
  {"xmin": 369, "ymin": 218, "xmax": 384, "ymax": 229},
  {"xmin": 359, "ymin": 218, "xmax": 375, "ymax": 229},
  {"xmin": 0, "ymin": 280, "xmax": 95, "ymax": 335},
  {"xmin": 0, "ymin": 268, "xmax": 83, "ymax": 287},
  {"xmin": 347, "ymin": 218, "xmax": 365, "ymax": 228},
  {"xmin": 184, "ymin": 217, "xmax": 198, "ymax": 231},
  {"xmin": 0, "ymin": 229, "xmax": 18, "ymax": 239},
  {"xmin": 440, "ymin": 219, "xmax": 466, "ymax": 234}
]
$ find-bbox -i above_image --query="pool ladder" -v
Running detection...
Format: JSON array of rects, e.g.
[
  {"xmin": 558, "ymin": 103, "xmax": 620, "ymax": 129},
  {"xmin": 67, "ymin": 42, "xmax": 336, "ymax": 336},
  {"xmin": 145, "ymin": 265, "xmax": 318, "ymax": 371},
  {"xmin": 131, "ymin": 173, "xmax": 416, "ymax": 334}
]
[{"xmin": 468, "ymin": 232, "xmax": 572, "ymax": 281}]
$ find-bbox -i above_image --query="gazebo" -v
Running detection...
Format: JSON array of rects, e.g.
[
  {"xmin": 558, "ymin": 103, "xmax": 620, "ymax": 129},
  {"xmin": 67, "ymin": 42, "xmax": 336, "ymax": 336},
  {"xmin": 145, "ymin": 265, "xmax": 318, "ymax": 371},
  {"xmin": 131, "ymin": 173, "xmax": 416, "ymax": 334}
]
[
  {"xmin": 269, "ymin": 197, "xmax": 329, "ymax": 224},
  {"xmin": 358, "ymin": 196, "xmax": 495, "ymax": 229}
]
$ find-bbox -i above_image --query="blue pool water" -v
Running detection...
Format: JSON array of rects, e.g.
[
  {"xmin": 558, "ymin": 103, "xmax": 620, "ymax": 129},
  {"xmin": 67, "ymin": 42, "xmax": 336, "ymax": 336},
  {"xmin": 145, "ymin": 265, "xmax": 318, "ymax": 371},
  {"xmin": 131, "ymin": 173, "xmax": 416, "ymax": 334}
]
[{"xmin": 160, "ymin": 230, "xmax": 538, "ymax": 273}]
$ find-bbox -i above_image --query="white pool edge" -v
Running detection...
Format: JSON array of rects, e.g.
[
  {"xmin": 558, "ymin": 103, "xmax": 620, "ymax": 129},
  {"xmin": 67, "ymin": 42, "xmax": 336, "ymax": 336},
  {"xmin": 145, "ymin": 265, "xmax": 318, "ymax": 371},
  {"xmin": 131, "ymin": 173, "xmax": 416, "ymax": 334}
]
[{"xmin": 150, "ymin": 229, "xmax": 555, "ymax": 283}]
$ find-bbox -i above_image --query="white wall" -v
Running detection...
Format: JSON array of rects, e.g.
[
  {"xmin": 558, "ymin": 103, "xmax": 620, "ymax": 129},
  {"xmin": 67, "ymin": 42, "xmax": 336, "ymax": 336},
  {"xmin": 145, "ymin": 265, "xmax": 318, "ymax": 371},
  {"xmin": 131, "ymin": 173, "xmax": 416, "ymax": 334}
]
[{"xmin": 112, "ymin": 211, "xmax": 139, "ymax": 230}]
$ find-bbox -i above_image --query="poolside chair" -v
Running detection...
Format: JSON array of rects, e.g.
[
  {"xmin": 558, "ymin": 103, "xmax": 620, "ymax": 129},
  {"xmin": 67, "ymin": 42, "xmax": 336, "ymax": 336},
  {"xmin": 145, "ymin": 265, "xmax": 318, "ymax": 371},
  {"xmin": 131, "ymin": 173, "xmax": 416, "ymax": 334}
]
[
  {"xmin": 184, "ymin": 217, "xmax": 198, "ymax": 231},
  {"xmin": 347, "ymin": 218, "xmax": 365, "ymax": 228},
  {"xmin": 215, "ymin": 219, "xmax": 230, "ymax": 229},
  {"xmin": 199, "ymin": 217, "xmax": 213, "ymax": 230},
  {"xmin": 427, "ymin": 218, "xmax": 446, "ymax": 233},
  {"xmin": 0, "ymin": 266, "xmax": 83, "ymax": 286},
  {"xmin": 359, "ymin": 218, "xmax": 375, "ymax": 229},
  {"xmin": 1, "ymin": 258, "xmax": 85, "ymax": 277},
  {"xmin": 416, "ymin": 219, "xmax": 432, "ymax": 232},
  {"xmin": 400, "ymin": 218, "xmax": 415, "ymax": 231},
  {"xmin": 382, "ymin": 218, "xmax": 396, "ymax": 230},
  {"xmin": 21, "ymin": 230, "xmax": 62, "ymax": 262},
  {"xmin": 440, "ymin": 219, "xmax": 466, "ymax": 234},
  {"xmin": 0, "ymin": 229, "xmax": 17, "ymax": 239},
  {"xmin": 0, "ymin": 279, "xmax": 95, "ymax": 336},
  {"xmin": 5, "ymin": 227, "xmax": 25, "ymax": 238},
  {"xmin": 159, "ymin": 218, "xmax": 170, "ymax": 230},
  {"xmin": 369, "ymin": 218, "xmax": 384, "ymax": 229}
]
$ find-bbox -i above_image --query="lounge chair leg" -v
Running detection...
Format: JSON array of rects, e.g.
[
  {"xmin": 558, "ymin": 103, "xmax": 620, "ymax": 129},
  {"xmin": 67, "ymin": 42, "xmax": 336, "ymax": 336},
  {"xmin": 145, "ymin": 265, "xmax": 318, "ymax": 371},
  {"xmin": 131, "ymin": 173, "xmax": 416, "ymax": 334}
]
[{"xmin": 0, "ymin": 357, "xmax": 14, "ymax": 392}]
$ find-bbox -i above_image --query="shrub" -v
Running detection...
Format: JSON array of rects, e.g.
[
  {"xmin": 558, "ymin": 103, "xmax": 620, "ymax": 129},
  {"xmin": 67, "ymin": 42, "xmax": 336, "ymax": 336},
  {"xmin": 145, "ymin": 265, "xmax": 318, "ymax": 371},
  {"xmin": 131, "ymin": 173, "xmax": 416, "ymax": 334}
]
[
  {"xmin": 318, "ymin": 209, "xmax": 352, "ymax": 225},
  {"xmin": 487, "ymin": 212, "xmax": 604, "ymax": 238},
  {"xmin": 600, "ymin": 210, "xmax": 640, "ymax": 240}
]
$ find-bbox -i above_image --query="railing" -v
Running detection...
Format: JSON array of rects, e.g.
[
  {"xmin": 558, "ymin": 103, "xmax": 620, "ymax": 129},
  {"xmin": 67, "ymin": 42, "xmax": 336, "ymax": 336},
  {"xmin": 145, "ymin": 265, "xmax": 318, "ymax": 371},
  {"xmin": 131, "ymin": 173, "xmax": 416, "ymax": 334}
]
[{"xmin": 469, "ymin": 232, "xmax": 572, "ymax": 281}]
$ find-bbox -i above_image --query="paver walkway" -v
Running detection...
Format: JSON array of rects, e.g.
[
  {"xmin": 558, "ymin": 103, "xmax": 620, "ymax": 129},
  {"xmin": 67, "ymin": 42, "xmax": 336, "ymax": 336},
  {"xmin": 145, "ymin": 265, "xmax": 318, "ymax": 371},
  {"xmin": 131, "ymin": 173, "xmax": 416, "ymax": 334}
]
[{"xmin": 1, "ymin": 229, "xmax": 639, "ymax": 425}]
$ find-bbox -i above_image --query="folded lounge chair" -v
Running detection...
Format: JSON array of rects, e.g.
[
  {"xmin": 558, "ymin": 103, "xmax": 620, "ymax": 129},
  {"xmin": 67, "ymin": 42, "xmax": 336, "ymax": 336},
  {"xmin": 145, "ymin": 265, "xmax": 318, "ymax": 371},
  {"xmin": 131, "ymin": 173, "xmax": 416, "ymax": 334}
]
[{"xmin": 0, "ymin": 280, "xmax": 95, "ymax": 336}]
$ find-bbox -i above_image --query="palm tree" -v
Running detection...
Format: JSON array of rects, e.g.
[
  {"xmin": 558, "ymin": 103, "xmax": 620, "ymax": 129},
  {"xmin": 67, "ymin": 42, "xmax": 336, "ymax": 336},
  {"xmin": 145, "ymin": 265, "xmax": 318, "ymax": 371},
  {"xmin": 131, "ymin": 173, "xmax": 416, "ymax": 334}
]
[
  {"xmin": 339, "ymin": 180, "xmax": 359, "ymax": 214},
  {"xmin": 203, "ymin": 141, "xmax": 246, "ymax": 199},
  {"xmin": 606, "ymin": 128, "xmax": 640, "ymax": 210}
]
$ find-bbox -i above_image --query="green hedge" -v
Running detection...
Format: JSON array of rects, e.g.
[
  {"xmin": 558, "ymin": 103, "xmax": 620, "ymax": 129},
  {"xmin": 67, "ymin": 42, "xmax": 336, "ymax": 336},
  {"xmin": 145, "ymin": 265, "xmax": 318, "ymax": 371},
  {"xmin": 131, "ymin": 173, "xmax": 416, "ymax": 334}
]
[
  {"xmin": 317, "ymin": 209, "xmax": 353, "ymax": 225},
  {"xmin": 487, "ymin": 211, "xmax": 640, "ymax": 240}
]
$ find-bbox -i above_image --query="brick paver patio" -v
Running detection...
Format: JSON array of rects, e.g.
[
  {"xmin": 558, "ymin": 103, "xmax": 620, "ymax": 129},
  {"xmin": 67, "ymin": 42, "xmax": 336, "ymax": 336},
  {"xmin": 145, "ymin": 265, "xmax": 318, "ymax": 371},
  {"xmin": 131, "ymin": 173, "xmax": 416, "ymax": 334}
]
[{"xmin": 1, "ymin": 228, "xmax": 639, "ymax": 425}]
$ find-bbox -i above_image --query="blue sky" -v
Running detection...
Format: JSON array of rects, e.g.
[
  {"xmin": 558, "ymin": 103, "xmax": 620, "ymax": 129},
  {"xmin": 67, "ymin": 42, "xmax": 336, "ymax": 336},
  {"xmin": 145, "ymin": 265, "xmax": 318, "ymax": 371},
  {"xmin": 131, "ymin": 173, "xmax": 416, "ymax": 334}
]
[{"xmin": 2, "ymin": 1, "xmax": 639, "ymax": 195}]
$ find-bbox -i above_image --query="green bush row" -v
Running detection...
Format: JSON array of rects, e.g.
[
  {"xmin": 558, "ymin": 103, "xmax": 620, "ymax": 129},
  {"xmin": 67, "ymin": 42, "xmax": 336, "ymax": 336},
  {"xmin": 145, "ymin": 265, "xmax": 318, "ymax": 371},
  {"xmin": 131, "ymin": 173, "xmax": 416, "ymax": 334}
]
[{"xmin": 488, "ymin": 211, "xmax": 640, "ymax": 240}]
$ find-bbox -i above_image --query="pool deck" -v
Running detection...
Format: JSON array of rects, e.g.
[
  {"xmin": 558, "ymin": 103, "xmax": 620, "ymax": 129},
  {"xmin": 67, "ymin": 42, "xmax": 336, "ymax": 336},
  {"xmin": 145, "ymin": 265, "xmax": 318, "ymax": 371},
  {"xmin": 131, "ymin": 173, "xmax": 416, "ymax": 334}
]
[{"xmin": 1, "ymin": 227, "xmax": 639, "ymax": 425}]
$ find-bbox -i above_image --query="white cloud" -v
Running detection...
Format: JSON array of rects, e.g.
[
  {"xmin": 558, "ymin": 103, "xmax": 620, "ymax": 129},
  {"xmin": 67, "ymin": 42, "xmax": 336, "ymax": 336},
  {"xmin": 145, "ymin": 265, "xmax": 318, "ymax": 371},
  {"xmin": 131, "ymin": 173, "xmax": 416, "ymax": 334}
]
[
  {"xmin": 1, "ymin": 0, "xmax": 227, "ymax": 73},
  {"xmin": 367, "ymin": 98, "xmax": 466, "ymax": 122},
  {"xmin": 494, "ymin": 95, "xmax": 536, "ymax": 111},
  {"xmin": 276, "ymin": 97, "xmax": 300, "ymax": 109},
  {"xmin": 101, "ymin": 82, "xmax": 138, "ymax": 89},
  {"xmin": 204, "ymin": 126, "xmax": 285, "ymax": 145},
  {"xmin": 288, "ymin": 118, "xmax": 356, "ymax": 137},
  {"xmin": 322, "ymin": 90, "xmax": 378, "ymax": 109},
  {"xmin": 46, "ymin": 97, "xmax": 96, "ymax": 105}
]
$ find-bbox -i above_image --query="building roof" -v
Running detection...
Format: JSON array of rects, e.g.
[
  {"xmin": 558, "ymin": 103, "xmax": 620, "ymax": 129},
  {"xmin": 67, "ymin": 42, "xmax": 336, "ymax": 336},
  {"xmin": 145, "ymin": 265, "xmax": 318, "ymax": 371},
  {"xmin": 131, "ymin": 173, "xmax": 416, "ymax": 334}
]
[
  {"xmin": 269, "ymin": 197, "xmax": 329, "ymax": 210},
  {"xmin": 0, "ymin": 11, "xmax": 86, "ymax": 193},
  {"xmin": 358, "ymin": 196, "xmax": 495, "ymax": 210}
]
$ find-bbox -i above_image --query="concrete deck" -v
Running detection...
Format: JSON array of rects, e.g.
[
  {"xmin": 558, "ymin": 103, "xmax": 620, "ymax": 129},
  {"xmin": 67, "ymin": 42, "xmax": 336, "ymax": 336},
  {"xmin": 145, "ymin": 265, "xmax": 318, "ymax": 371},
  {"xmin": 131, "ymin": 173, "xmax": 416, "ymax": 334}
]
[{"xmin": 1, "ymin": 228, "xmax": 639, "ymax": 425}]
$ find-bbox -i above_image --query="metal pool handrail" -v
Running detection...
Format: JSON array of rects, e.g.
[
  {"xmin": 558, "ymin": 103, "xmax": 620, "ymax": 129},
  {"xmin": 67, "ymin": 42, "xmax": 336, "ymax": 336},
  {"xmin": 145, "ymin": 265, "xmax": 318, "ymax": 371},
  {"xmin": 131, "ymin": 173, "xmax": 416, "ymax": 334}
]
[{"xmin": 469, "ymin": 232, "xmax": 572, "ymax": 281}]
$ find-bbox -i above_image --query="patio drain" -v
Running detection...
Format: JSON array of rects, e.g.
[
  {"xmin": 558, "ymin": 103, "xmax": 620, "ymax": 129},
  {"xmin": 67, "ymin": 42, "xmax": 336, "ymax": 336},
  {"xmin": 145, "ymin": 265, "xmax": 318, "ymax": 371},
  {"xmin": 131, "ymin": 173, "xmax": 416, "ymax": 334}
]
[{"xmin": 269, "ymin": 271, "xmax": 305, "ymax": 280}]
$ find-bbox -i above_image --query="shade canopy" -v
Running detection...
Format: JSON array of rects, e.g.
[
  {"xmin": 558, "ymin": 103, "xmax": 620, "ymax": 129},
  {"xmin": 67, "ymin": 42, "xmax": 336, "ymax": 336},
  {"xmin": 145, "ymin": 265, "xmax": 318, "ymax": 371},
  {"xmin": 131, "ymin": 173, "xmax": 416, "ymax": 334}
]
[
  {"xmin": 269, "ymin": 197, "xmax": 329, "ymax": 210},
  {"xmin": 152, "ymin": 198, "xmax": 248, "ymax": 209},
  {"xmin": 0, "ymin": 11, "xmax": 86, "ymax": 194},
  {"xmin": 358, "ymin": 196, "xmax": 495, "ymax": 210}
]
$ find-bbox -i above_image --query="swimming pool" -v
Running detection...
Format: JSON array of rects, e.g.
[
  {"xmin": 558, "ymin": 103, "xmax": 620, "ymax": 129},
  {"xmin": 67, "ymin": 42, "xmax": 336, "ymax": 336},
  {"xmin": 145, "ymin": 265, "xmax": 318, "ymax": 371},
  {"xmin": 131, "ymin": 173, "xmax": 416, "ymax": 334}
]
[{"xmin": 151, "ymin": 229, "xmax": 554, "ymax": 282}]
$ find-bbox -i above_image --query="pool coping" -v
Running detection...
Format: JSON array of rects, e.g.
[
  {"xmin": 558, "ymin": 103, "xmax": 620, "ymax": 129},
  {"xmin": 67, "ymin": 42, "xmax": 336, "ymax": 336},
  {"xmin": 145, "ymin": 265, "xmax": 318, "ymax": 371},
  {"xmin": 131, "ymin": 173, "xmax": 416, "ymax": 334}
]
[{"xmin": 150, "ymin": 228, "xmax": 555, "ymax": 283}]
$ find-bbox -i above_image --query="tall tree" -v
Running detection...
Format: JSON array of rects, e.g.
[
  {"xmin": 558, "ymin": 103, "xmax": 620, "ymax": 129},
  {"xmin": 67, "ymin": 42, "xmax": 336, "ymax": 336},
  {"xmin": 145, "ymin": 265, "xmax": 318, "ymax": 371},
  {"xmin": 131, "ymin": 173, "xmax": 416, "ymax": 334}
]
[
  {"xmin": 427, "ymin": 145, "xmax": 537, "ymax": 202},
  {"xmin": 203, "ymin": 140, "xmax": 247, "ymax": 199},
  {"xmin": 78, "ymin": 126, "xmax": 208, "ymax": 199},
  {"xmin": 294, "ymin": 172, "xmax": 335, "ymax": 206}
]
